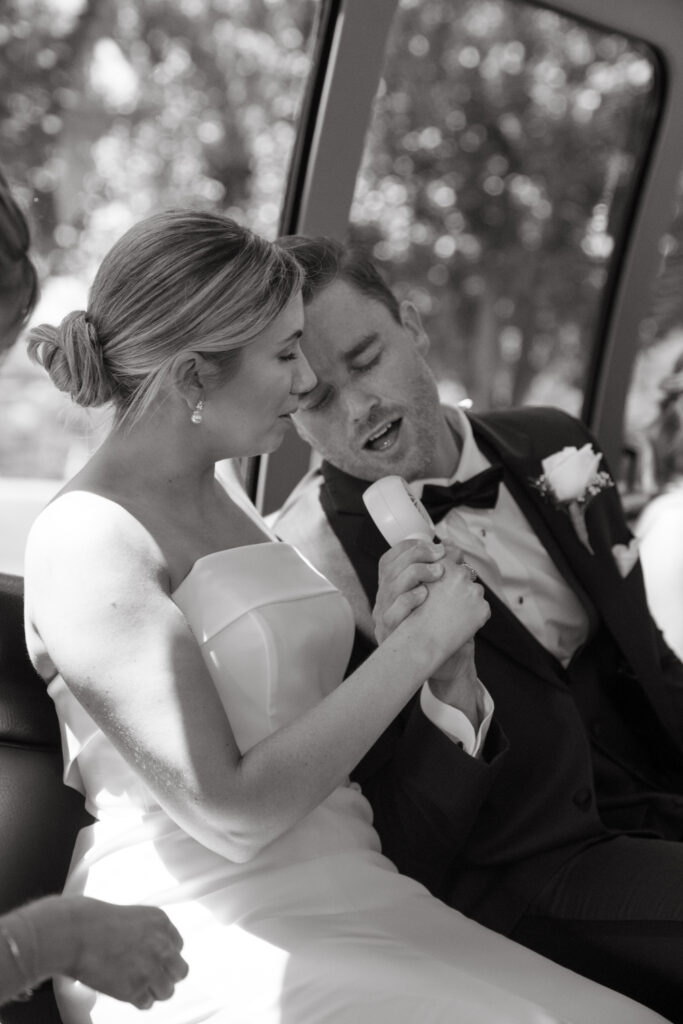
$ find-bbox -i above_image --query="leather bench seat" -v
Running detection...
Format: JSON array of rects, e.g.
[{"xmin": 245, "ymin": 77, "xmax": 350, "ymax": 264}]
[{"xmin": 0, "ymin": 573, "xmax": 92, "ymax": 1024}]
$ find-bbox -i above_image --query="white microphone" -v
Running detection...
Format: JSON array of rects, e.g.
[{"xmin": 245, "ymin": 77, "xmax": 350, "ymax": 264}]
[{"xmin": 362, "ymin": 475, "xmax": 437, "ymax": 546}]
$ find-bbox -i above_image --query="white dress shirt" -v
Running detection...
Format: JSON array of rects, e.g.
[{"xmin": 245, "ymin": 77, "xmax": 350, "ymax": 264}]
[{"xmin": 415, "ymin": 407, "xmax": 590, "ymax": 755}]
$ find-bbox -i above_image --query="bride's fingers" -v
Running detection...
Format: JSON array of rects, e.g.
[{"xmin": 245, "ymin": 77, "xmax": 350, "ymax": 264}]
[
  {"xmin": 441, "ymin": 539, "xmax": 465, "ymax": 564},
  {"xmin": 377, "ymin": 539, "xmax": 445, "ymax": 586},
  {"xmin": 375, "ymin": 539, "xmax": 457, "ymax": 642},
  {"xmin": 393, "ymin": 559, "xmax": 445, "ymax": 594},
  {"xmin": 374, "ymin": 584, "xmax": 429, "ymax": 643},
  {"xmin": 374, "ymin": 557, "xmax": 445, "ymax": 637}
]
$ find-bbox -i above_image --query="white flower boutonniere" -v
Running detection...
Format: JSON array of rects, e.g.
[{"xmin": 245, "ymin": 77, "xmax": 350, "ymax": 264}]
[{"xmin": 531, "ymin": 443, "xmax": 614, "ymax": 553}]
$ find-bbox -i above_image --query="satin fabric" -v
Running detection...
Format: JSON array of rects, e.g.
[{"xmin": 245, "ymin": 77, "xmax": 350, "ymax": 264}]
[{"xmin": 49, "ymin": 542, "xmax": 664, "ymax": 1023}]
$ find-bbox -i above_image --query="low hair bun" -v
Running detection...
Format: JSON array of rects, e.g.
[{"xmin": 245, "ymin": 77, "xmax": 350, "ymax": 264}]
[{"xmin": 27, "ymin": 310, "xmax": 113, "ymax": 407}]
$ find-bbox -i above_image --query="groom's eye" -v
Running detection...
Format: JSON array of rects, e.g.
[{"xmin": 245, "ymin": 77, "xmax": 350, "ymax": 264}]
[{"xmin": 352, "ymin": 348, "xmax": 382, "ymax": 374}]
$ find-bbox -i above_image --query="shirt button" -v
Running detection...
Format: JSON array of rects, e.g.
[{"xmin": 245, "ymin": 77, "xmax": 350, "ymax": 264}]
[
  {"xmin": 572, "ymin": 787, "xmax": 592, "ymax": 810},
  {"xmin": 517, "ymin": 596, "xmax": 524, "ymax": 605},
  {"xmin": 480, "ymin": 528, "xmax": 487, "ymax": 537}
]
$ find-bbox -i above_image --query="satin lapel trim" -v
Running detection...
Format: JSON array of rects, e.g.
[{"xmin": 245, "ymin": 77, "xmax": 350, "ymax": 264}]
[{"xmin": 533, "ymin": 474, "xmax": 662, "ymax": 684}]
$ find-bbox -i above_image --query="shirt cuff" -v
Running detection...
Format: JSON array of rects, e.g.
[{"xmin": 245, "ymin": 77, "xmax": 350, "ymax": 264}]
[{"xmin": 419, "ymin": 678, "xmax": 494, "ymax": 758}]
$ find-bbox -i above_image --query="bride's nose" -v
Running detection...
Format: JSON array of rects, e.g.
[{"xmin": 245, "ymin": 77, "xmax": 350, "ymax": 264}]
[{"xmin": 294, "ymin": 353, "xmax": 317, "ymax": 396}]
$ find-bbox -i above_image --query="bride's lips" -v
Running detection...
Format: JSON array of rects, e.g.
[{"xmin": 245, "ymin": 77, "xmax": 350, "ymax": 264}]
[{"xmin": 363, "ymin": 418, "xmax": 402, "ymax": 452}]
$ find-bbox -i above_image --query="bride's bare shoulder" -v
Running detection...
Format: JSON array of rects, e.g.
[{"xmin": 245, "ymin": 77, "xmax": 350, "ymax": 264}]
[{"xmin": 25, "ymin": 488, "xmax": 168, "ymax": 590}]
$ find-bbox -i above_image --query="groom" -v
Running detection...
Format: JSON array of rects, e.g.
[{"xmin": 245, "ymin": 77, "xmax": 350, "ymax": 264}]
[{"xmin": 273, "ymin": 235, "xmax": 683, "ymax": 1022}]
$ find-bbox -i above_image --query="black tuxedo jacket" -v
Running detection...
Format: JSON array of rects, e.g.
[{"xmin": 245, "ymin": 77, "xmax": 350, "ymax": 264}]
[{"xmin": 317, "ymin": 406, "xmax": 683, "ymax": 934}]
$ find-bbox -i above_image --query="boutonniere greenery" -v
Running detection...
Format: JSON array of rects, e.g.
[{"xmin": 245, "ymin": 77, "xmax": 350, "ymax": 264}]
[{"xmin": 530, "ymin": 443, "xmax": 614, "ymax": 553}]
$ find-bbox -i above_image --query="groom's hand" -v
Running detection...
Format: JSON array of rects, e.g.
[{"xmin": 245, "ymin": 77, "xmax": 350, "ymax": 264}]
[
  {"xmin": 426, "ymin": 540, "xmax": 482, "ymax": 724},
  {"xmin": 428, "ymin": 640, "xmax": 479, "ymax": 725}
]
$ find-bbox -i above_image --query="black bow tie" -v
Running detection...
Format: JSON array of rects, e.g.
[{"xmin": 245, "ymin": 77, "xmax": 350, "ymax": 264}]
[{"xmin": 420, "ymin": 464, "xmax": 503, "ymax": 523}]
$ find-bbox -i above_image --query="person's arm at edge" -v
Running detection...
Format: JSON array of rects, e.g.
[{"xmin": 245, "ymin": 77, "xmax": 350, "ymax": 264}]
[{"xmin": 0, "ymin": 896, "xmax": 188, "ymax": 1009}]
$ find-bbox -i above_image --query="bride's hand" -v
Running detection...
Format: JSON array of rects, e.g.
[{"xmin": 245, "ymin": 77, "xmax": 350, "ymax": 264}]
[
  {"xmin": 373, "ymin": 539, "xmax": 447, "ymax": 645},
  {"xmin": 374, "ymin": 540, "xmax": 490, "ymax": 676}
]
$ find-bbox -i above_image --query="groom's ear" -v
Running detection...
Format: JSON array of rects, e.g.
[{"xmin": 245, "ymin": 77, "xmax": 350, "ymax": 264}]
[{"xmin": 399, "ymin": 300, "xmax": 429, "ymax": 355}]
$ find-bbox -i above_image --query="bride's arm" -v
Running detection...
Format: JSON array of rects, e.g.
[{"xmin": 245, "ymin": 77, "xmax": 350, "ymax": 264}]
[{"xmin": 25, "ymin": 493, "xmax": 487, "ymax": 863}]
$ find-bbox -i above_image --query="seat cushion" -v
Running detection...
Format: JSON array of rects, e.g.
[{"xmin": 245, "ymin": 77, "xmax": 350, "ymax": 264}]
[
  {"xmin": 0, "ymin": 573, "xmax": 91, "ymax": 1024},
  {"xmin": 0, "ymin": 573, "xmax": 91, "ymax": 913}
]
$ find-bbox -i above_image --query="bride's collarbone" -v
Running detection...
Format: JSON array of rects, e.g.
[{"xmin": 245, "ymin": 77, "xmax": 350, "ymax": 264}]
[
  {"xmin": 156, "ymin": 504, "xmax": 270, "ymax": 581},
  {"xmin": 85, "ymin": 483, "xmax": 268, "ymax": 584}
]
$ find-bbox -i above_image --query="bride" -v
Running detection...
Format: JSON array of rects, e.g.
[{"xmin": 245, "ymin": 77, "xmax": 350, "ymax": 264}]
[{"xmin": 23, "ymin": 210, "xmax": 666, "ymax": 1023}]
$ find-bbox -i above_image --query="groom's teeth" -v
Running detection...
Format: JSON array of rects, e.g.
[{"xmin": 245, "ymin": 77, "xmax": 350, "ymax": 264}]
[{"xmin": 365, "ymin": 419, "xmax": 401, "ymax": 450}]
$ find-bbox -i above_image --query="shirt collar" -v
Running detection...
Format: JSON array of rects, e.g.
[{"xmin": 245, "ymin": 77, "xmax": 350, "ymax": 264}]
[{"xmin": 410, "ymin": 406, "xmax": 491, "ymax": 498}]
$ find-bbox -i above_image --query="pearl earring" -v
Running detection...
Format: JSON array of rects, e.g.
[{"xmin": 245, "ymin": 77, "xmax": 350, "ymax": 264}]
[{"xmin": 191, "ymin": 399, "xmax": 204, "ymax": 425}]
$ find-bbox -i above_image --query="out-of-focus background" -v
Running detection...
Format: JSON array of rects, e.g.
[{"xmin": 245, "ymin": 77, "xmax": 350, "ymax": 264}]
[{"xmin": 2, "ymin": 0, "xmax": 683, "ymax": 567}]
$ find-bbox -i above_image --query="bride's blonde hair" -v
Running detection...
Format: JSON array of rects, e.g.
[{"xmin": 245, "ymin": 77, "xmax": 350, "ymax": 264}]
[{"xmin": 27, "ymin": 209, "xmax": 302, "ymax": 426}]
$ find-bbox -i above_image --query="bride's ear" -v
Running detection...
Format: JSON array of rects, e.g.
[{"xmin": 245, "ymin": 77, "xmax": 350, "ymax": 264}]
[{"xmin": 171, "ymin": 351, "xmax": 212, "ymax": 412}]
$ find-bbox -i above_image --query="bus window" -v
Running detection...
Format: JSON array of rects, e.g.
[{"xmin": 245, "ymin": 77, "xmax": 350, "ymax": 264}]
[
  {"xmin": 622, "ymin": 168, "xmax": 683, "ymax": 507},
  {"xmin": 346, "ymin": 0, "xmax": 659, "ymax": 417},
  {"xmin": 0, "ymin": 0, "xmax": 321, "ymax": 573}
]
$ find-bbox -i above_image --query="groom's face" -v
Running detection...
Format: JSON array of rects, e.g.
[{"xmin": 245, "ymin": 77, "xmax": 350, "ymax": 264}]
[{"xmin": 292, "ymin": 279, "xmax": 455, "ymax": 483}]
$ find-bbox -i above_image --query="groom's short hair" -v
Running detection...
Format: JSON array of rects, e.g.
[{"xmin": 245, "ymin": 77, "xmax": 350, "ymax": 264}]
[{"xmin": 277, "ymin": 234, "xmax": 401, "ymax": 324}]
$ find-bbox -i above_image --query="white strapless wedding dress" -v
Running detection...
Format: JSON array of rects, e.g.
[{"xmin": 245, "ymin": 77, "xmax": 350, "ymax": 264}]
[{"xmin": 50, "ymin": 542, "xmax": 664, "ymax": 1024}]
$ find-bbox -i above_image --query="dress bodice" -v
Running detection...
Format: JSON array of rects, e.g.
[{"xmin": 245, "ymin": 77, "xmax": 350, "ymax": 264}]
[
  {"xmin": 49, "ymin": 542, "xmax": 356, "ymax": 805},
  {"xmin": 172, "ymin": 542, "xmax": 354, "ymax": 753},
  {"xmin": 49, "ymin": 541, "xmax": 394, "ymax": 911}
]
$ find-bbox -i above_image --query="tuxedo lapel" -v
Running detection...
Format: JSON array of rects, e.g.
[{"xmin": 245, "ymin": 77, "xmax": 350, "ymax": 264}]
[
  {"xmin": 556, "ymin": 473, "xmax": 664, "ymax": 684},
  {"xmin": 469, "ymin": 412, "xmax": 657, "ymax": 683},
  {"xmin": 476, "ymin": 583, "xmax": 567, "ymax": 687},
  {"xmin": 471, "ymin": 415, "xmax": 600, "ymax": 634}
]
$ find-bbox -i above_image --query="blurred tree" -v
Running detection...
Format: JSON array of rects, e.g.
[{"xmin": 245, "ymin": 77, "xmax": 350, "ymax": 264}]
[
  {"xmin": 1, "ymin": 0, "xmax": 680, "ymax": 479},
  {"xmin": 0, "ymin": 0, "xmax": 317, "ymax": 477},
  {"xmin": 349, "ymin": 0, "xmax": 659, "ymax": 414}
]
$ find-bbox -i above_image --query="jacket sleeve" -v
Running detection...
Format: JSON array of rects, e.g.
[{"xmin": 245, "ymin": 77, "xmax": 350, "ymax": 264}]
[{"xmin": 348, "ymin": 630, "xmax": 508, "ymax": 897}]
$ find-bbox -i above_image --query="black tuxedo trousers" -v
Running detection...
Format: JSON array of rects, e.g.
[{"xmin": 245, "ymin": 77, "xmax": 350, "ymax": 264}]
[{"xmin": 320, "ymin": 407, "xmax": 683, "ymax": 1022}]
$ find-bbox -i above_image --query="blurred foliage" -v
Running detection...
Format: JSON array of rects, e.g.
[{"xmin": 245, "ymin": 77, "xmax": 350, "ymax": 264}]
[
  {"xmin": 1, "ymin": 0, "xmax": 317, "ymax": 263},
  {"xmin": 2, "ymin": 0, "xmax": 683, "ymax": 483},
  {"xmin": 350, "ymin": 0, "xmax": 668, "ymax": 416},
  {"xmin": 0, "ymin": 0, "xmax": 317, "ymax": 476}
]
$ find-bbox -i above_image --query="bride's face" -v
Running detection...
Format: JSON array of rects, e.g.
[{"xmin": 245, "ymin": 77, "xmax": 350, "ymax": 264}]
[{"xmin": 208, "ymin": 292, "xmax": 316, "ymax": 458}]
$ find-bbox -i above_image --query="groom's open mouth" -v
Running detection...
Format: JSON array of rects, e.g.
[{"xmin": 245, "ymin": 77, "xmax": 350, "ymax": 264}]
[{"xmin": 363, "ymin": 418, "xmax": 402, "ymax": 452}]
